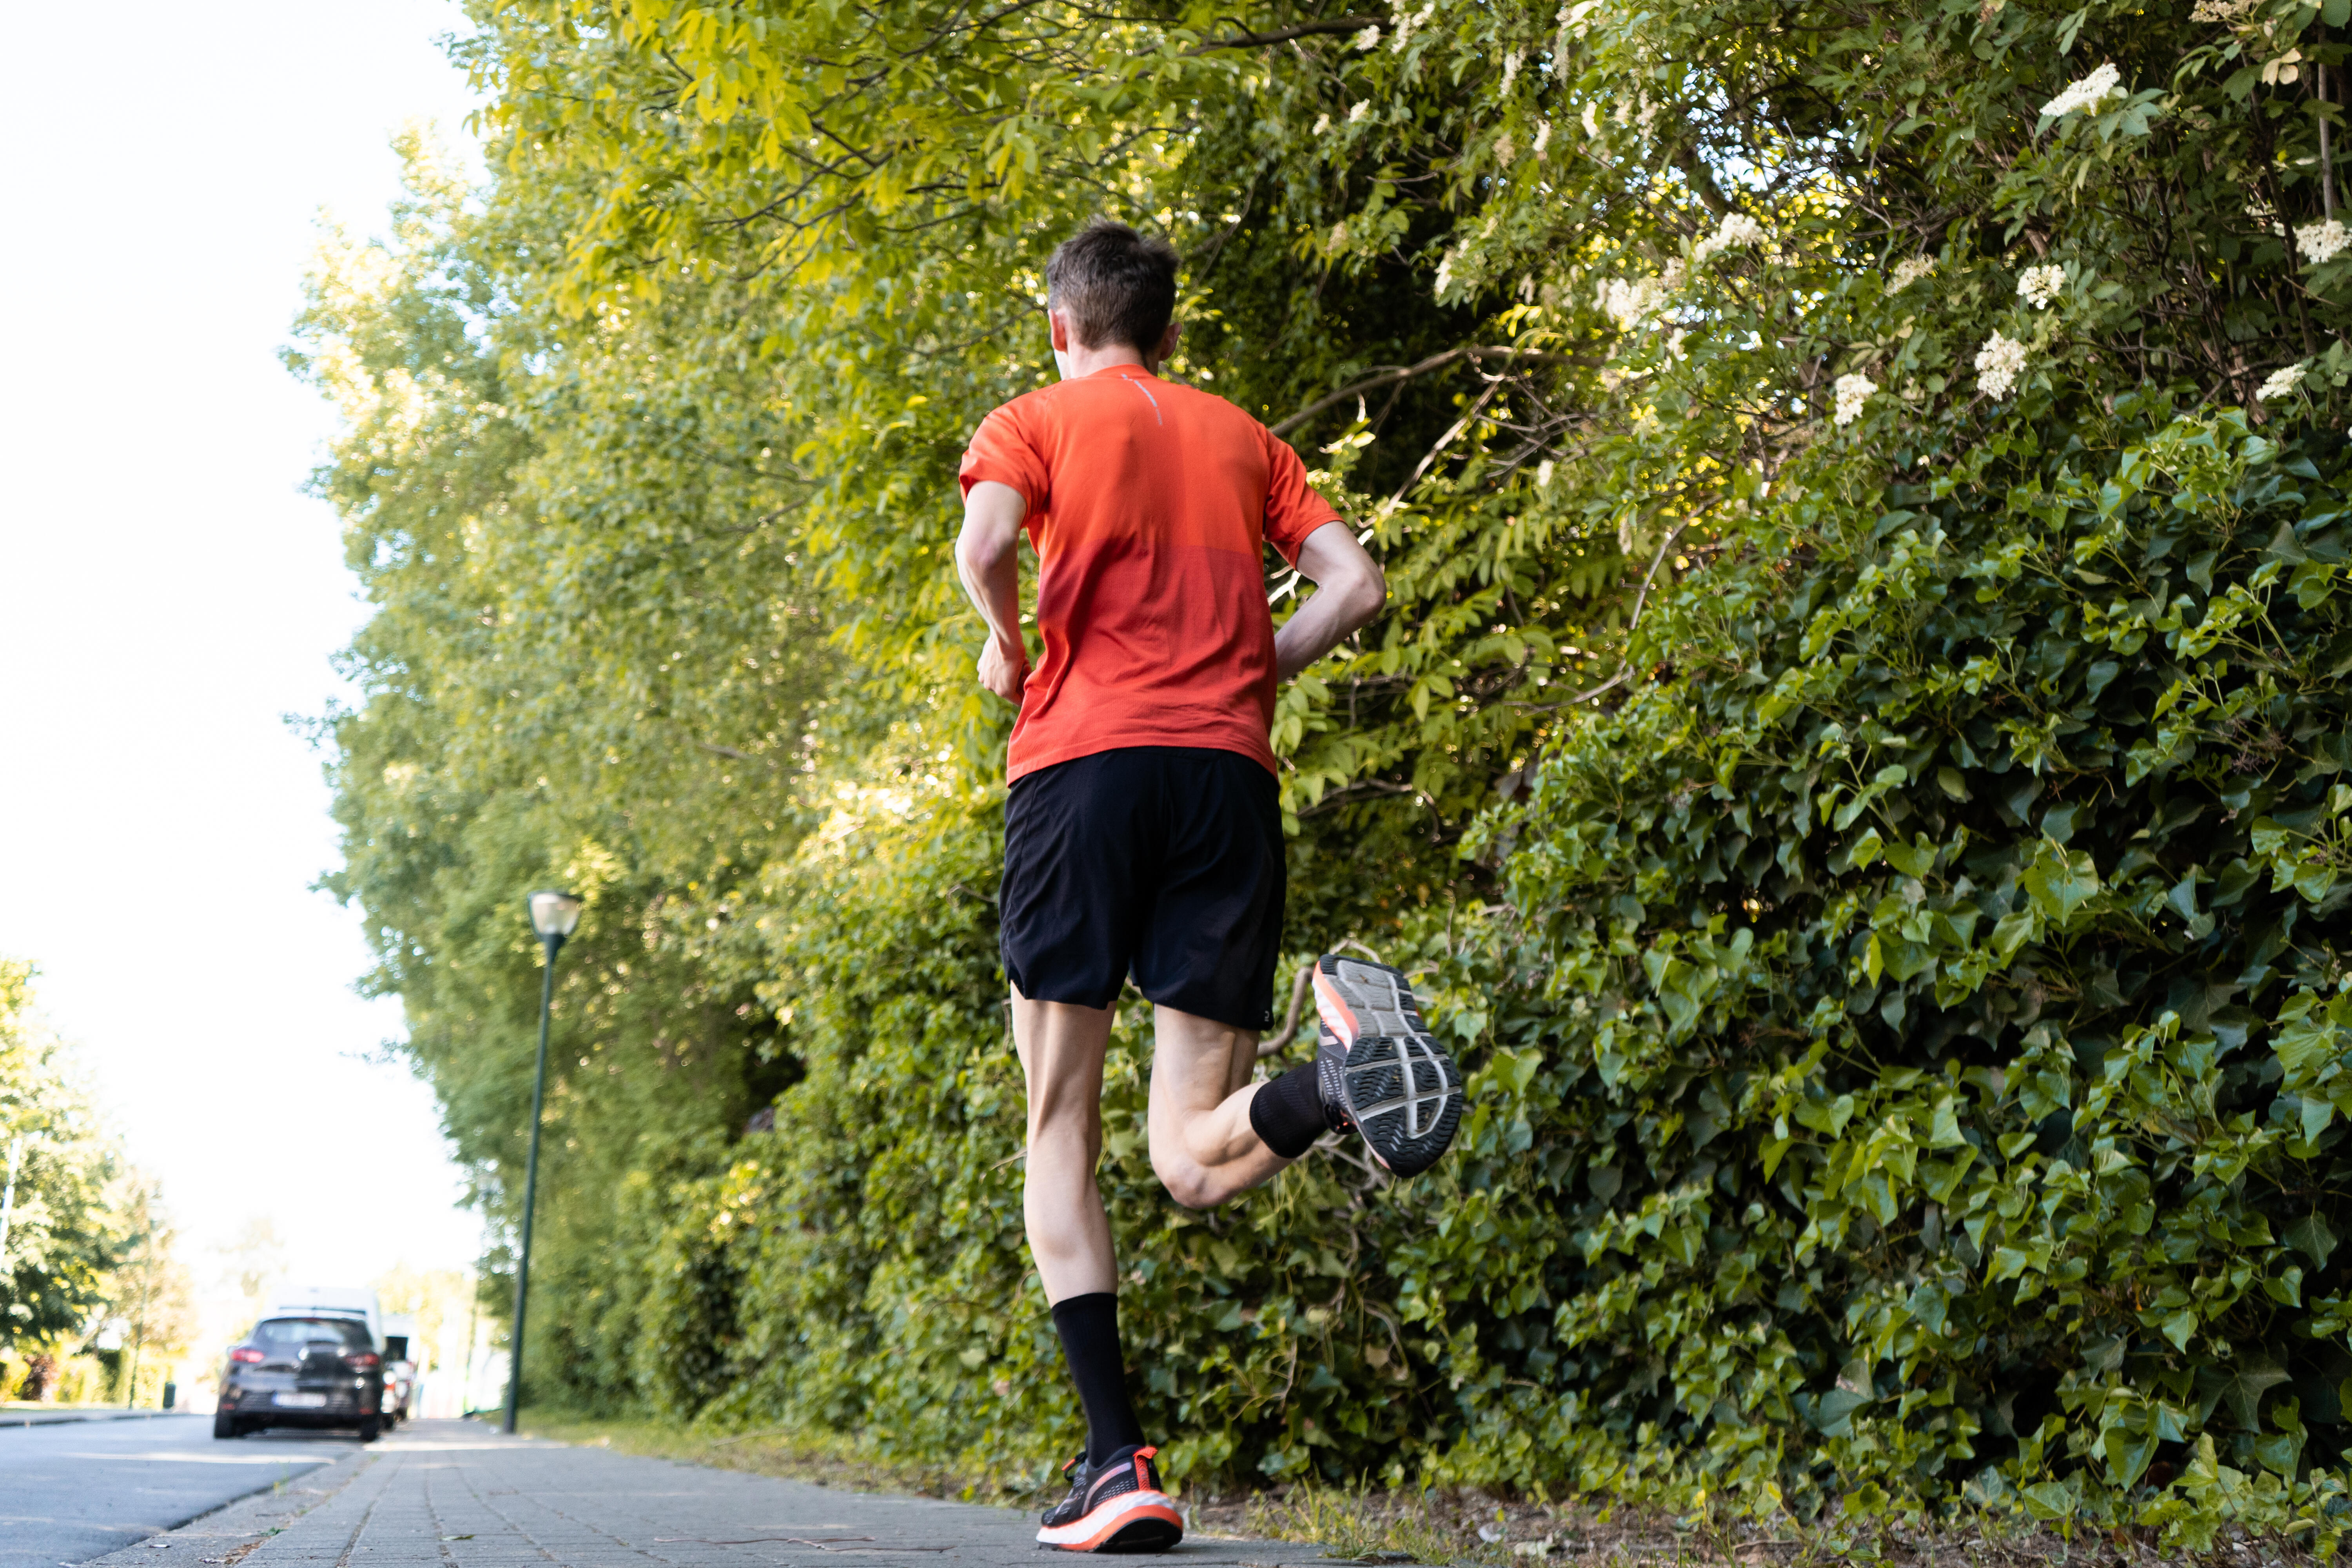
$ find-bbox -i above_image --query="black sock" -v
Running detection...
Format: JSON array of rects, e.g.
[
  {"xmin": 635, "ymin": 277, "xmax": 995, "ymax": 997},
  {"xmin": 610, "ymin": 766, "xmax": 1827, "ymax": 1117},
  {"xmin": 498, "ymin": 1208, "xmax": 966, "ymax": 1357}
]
[
  {"xmin": 1248, "ymin": 1063, "xmax": 1332, "ymax": 1159},
  {"xmin": 1050, "ymin": 1292, "xmax": 1144, "ymax": 1466}
]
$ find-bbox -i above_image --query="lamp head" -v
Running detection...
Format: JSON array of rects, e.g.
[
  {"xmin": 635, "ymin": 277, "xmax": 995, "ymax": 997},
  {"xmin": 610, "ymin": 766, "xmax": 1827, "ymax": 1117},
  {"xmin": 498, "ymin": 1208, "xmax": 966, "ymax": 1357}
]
[{"xmin": 528, "ymin": 891, "xmax": 583, "ymax": 945}]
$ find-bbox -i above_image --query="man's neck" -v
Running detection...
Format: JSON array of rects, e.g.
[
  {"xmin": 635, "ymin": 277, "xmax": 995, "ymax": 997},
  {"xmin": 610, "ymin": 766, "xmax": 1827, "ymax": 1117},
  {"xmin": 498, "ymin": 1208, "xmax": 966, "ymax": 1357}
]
[{"xmin": 1060, "ymin": 341, "xmax": 1155, "ymax": 379}]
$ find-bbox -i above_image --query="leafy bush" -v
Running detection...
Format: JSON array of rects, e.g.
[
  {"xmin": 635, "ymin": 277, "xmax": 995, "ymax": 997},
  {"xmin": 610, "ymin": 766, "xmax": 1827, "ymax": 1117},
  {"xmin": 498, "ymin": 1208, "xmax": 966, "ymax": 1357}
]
[
  {"xmin": 1434, "ymin": 405, "xmax": 2352, "ymax": 1539},
  {"xmin": 610, "ymin": 405, "xmax": 2352, "ymax": 1550}
]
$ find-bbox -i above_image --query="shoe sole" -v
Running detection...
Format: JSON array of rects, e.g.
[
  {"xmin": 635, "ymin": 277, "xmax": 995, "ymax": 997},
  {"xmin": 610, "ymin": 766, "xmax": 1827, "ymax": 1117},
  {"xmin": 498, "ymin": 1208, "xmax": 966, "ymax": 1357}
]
[
  {"xmin": 1036, "ymin": 1488, "xmax": 1184, "ymax": 1552},
  {"xmin": 1312, "ymin": 954, "xmax": 1427, "ymax": 1048},
  {"xmin": 1314, "ymin": 957, "xmax": 1464, "ymax": 1178}
]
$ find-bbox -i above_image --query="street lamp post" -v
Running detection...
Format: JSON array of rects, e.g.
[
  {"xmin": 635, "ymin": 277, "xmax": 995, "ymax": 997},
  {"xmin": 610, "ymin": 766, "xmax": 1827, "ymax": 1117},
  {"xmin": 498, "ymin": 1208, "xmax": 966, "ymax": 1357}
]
[{"xmin": 503, "ymin": 889, "xmax": 582, "ymax": 1435}]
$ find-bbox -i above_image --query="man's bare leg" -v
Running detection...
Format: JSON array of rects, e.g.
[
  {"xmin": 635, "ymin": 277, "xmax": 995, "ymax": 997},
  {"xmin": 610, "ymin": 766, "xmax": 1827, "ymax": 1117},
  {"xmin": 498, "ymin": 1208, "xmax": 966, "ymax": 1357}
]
[
  {"xmin": 1011, "ymin": 987, "xmax": 1118, "ymax": 1299},
  {"xmin": 1147, "ymin": 1004, "xmax": 1291, "ymax": 1209},
  {"xmin": 1013, "ymin": 985, "xmax": 1151, "ymax": 1496}
]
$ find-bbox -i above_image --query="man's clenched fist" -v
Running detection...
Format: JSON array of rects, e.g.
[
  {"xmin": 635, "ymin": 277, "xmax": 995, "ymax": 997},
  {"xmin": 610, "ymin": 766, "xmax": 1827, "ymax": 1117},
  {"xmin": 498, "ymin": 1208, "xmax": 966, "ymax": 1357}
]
[{"xmin": 978, "ymin": 635, "xmax": 1028, "ymax": 704}]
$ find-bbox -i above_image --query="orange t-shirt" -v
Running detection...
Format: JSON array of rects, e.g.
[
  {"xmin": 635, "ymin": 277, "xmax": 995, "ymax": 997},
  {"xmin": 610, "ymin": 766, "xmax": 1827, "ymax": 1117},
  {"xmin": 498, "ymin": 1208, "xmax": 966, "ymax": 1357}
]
[{"xmin": 958, "ymin": 365, "xmax": 1342, "ymax": 782}]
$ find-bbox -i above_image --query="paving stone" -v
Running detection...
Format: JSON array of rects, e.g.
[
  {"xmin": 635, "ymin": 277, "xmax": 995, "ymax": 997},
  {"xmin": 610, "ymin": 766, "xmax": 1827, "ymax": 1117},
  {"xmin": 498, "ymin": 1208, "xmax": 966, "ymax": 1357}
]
[{"xmin": 82, "ymin": 1421, "xmax": 1342, "ymax": 1568}]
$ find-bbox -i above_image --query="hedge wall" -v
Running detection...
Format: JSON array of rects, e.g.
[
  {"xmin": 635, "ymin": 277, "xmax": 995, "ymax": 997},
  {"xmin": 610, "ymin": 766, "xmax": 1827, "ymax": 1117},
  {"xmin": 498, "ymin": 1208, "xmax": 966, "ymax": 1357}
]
[{"xmin": 581, "ymin": 403, "xmax": 2348, "ymax": 1550}]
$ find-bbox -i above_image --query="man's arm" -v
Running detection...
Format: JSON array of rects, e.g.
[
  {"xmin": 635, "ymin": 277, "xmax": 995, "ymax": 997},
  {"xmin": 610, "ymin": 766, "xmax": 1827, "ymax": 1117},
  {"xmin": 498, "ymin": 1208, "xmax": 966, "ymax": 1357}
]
[
  {"xmin": 1273, "ymin": 521, "xmax": 1386, "ymax": 681},
  {"xmin": 955, "ymin": 479, "xmax": 1031, "ymax": 704}
]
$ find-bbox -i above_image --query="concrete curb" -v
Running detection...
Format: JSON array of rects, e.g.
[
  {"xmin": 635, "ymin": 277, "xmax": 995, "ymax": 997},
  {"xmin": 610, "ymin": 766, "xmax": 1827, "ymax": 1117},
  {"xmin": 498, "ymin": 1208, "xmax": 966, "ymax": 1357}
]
[
  {"xmin": 0, "ymin": 1408, "xmax": 194, "ymax": 1430},
  {"xmin": 76, "ymin": 1443, "xmax": 373, "ymax": 1568}
]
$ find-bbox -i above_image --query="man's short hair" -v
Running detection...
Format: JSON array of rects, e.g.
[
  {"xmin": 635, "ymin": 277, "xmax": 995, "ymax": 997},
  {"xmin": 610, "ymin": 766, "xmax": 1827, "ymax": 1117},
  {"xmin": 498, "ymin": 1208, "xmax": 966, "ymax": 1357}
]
[{"xmin": 1045, "ymin": 221, "xmax": 1180, "ymax": 354}]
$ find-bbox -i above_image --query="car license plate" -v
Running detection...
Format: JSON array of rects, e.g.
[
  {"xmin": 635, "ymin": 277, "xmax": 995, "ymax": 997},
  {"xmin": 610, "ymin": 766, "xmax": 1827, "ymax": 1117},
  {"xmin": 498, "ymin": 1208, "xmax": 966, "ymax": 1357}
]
[{"xmin": 274, "ymin": 1392, "xmax": 328, "ymax": 1408}]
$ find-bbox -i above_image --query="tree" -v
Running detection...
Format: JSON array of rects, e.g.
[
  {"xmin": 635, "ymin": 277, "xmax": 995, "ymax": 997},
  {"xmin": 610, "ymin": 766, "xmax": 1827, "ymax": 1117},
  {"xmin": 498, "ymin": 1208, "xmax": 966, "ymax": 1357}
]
[
  {"xmin": 109, "ymin": 1178, "xmax": 195, "ymax": 1406},
  {"xmin": 0, "ymin": 962, "xmax": 128, "ymax": 1354},
  {"xmin": 215, "ymin": 1214, "xmax": 287, "ymax": 1334},
  {"xmin": 374, "ymin": 1262, "xmax": 483, "ymax": 1372}
]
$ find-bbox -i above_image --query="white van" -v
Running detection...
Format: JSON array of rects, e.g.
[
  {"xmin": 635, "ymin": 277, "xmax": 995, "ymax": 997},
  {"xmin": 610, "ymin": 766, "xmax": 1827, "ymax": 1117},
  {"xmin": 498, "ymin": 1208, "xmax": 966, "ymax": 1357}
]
[{"xmin": 267, "ymin": 1285, "xmax": 383, "ymax": 1348}]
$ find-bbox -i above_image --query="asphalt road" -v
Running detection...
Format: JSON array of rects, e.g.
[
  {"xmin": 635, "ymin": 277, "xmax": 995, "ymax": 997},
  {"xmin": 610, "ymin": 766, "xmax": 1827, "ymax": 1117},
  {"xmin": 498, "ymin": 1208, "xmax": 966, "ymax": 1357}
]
[{"xmin": 0, "ymin": 1413, "xmax": 353, "ymax": 1568}]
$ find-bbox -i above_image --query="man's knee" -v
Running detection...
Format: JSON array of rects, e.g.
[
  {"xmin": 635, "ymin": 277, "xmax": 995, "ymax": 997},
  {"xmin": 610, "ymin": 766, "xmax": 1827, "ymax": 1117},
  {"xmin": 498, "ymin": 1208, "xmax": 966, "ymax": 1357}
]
[
  {"xmin": 1029, "ymin": 1094, "xmax": 1101, "ymax": 1151},
  {"xmin": 1151, "ymin": 1147, "xmax": 1238, "ymax": 1211}
]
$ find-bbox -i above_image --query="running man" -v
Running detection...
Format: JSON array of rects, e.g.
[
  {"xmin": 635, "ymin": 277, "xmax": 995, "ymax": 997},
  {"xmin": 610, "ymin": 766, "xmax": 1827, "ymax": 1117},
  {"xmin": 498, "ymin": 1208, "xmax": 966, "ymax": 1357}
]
[{"xmin": 954, "ymin": 221, "xmax": 1465, "ymax": 1553}]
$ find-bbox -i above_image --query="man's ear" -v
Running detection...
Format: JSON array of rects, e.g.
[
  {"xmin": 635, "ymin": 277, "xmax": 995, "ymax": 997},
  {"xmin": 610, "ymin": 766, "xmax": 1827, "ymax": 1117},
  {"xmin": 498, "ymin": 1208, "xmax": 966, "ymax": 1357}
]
[
  {"xmin": 1155, "ymin": 319, "xmax": 1183, "ymax": 364},
  {"xmin": 1048, "ymin": 309, "xmax": 1072, "ymax": 354}
]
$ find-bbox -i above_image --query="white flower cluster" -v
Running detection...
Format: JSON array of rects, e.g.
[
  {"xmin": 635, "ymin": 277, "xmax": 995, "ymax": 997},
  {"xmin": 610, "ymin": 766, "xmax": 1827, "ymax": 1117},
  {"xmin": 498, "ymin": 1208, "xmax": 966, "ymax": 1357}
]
[
  {"xmin": 1501, "ymin": 49, "xmax": 1523, "ymax": 91},
  {"xmin": 2040, "ymin": 62, "xmax": 2123, "ymax": 119},
  {"xmin": 1348, "ymin": 100, "xmax": 1372, "ymax": 125},
  {"xmin": 1693, "ymin": 212, "xmax": 1768, "ymax": 264},
  {"xmin": 1533, "ymin": 119, "xmax": 1552, "ymax": 157},
  {"xmin": 1354, "ymin": 24, "xmax": 1381, "ymax": 48},
  {"xmin": 1388, "ymin": 1, "xmax": 1436, "ymax": 52},
  {"xmin": 1599, "ymin": 275, "xmax": 1670, "ymax": 327},
  {"xmin": 1581, "ymin": 100, "xmax": 1602, "ymax": 137},
  {"xmin": 1617, "ymin": 95, "xmax": 1662, "ymax": 136},
  {"xmin": 2190, "ymin": 0, "xmax": 2256, "ymax": 19},
  {"xmin": 1495, "ymin": 130, "xmax": 1516, "ymax": 166},
  {"xmin": 1833, "ymin": 373, "xmax": 1878, "ymax": 426},
  {"xmin": 2298, "ymin": 220, "xmax": 2352, "ymax": 266},
  {"xmin": 2258, "ymin": 361, "xmax": 2308, "ymax": 401},
  {"xmin": 1975, "ymin": 332, "xmax": 2029, "ymax": 399},
  {"xmin": 1312, "ymin": 113, "xmax": 1332, "ymax": 135},
  {"xmin": 1888, "ymin": 256, "xmax": 1936, "ymax": 292},
  {"xmin": 2017, "ymin": 264, "xmax": 2065, "ymax": 308}
]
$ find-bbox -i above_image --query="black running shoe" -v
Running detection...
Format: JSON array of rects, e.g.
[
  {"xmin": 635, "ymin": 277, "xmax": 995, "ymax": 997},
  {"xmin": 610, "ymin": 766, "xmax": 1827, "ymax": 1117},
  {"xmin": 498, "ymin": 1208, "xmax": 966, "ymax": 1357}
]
[
  {"xmin": 1035, "ymin": 1444, "xmax": 1183, "ymax": 1552},
  {"xmin": 1311, "ymin": 954, "xmax": 1465, "ymax": 1177}
]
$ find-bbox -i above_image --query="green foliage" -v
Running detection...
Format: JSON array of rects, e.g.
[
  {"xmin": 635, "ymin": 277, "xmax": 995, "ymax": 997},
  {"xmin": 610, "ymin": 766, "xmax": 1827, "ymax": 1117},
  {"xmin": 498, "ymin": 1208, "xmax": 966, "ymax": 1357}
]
[
  {"xmin": 635, "ymin": 771, "xmax": 1481, "ymax": 1488},
  {"xmin": 0, "ymin": 961, "xmax": 131, "ymax": 1348},
  {"xmin": 309, "ymin": 0, "xmax": 2352, "ymax": 1544},
  {"xmin": 294, "ymin": 131, "xmax": 829, "ymax": 1412},
  {"xmin": 1441, "ymin": 408, "xmax": 2352, "ymax": 1540}
]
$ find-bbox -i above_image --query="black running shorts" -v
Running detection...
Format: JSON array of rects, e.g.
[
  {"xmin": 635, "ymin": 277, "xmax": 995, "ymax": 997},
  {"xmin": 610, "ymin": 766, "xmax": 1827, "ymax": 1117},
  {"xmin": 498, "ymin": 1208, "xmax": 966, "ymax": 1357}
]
[{"xmin": 1000, "ymin": 746, "xmax": 1285, "ymax": 1030}]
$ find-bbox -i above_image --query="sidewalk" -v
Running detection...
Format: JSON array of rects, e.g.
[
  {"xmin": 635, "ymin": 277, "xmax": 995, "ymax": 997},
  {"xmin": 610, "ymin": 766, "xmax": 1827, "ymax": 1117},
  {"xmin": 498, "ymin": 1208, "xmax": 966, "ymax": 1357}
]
[{"xmin": 87, "ymin": 1419, "xmax": 1345, "ymax": 1567}]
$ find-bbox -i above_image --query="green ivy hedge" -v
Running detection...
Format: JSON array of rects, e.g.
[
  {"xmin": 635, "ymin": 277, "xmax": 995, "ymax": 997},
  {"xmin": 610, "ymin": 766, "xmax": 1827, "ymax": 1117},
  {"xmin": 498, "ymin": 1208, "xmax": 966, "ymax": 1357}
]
[
  {"xmin": 1450, "ymin": 400, "xmax": 2352, "ymax": 1541},
  {"xmin": 618, "ymin": 403, "xmax": 2352, "ymax": 1549}
]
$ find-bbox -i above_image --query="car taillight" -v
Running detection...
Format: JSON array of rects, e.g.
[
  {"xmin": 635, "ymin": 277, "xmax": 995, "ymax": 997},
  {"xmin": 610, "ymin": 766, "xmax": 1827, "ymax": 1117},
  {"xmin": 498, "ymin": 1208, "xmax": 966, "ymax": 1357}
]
[
  {"xmin": 230, "ymin": 1347, "xmax": 264, "ymax": 1364},
  {"xmin": 344, "ymin": 1351, "xmax": 380, "ymax": 1370}
]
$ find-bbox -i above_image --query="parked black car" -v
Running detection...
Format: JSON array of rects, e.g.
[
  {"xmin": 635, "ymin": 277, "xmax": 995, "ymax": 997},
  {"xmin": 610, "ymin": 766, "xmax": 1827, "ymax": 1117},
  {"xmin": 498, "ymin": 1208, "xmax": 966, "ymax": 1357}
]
[{"xmin": 214, "ymin": 1315, "xmax": 383, "ymax": 1440}]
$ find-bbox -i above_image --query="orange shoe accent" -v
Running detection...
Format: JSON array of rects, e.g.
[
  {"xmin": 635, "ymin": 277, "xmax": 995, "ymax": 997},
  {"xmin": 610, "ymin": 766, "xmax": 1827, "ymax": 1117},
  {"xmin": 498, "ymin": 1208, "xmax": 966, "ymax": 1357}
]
[
  {"xmin": 1038, "ymin": 1490, "xmax": 1184, "ymax": 1551},
  {"xmin": 1311, "ymin": 970, "xmax": 1360, "ymax": 1045}
]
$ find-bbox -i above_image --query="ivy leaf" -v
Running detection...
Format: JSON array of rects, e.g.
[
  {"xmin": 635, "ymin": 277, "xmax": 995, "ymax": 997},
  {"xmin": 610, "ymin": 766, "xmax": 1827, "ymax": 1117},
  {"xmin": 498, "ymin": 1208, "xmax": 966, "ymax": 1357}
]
[
  {"xmin": 2022, "ymin": 844, "xmax": 2101, "ymax": 926},
  {"xmin": 2195, "ymin": 1356, "xmax": 2289, "ymax": 1430},
  {"xmin": 2104, "ymin": 1422, "xmax": 2160, "ymax": 1488},
  {"xmin": 2286, "ymin": 1213, "xmax": 2339, "ymax": 1267},
  {"xmin": 1811, "ymin": 1388, "xmax": 1872, "ymax": 1436},
  {"xmin": 1886, "ymin": 836, "xmax": 1936, "ymax": 878},
  {"xmin": 2019, "ymin": 1480, "xmax": 2078, "ymax": 1521},
  {"xmin": 1991, "ymin": 910, "xmax": 2038, "ymax": 959}
]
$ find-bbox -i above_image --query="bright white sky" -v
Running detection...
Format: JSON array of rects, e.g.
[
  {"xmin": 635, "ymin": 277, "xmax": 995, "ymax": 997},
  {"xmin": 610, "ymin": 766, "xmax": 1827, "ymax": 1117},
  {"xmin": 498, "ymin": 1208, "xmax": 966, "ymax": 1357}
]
[{"xmin": 0, "ymin": 2, "xmax": 486, "ymax": 1328}]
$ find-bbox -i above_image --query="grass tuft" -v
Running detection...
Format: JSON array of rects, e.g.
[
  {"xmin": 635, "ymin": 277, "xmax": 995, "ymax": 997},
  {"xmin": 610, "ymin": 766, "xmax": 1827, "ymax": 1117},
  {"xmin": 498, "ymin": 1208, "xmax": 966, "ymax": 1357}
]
[{"xmin": 508, "ymin": 1412, "xmax": 2350, "ymax": 1566}]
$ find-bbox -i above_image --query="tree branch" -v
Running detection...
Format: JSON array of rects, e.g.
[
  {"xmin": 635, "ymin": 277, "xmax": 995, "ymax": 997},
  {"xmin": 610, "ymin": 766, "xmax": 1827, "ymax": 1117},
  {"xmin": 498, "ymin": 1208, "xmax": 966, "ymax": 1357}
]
[
  {"xmin": 1187, "ymin": 16, "xmax": 1382, "ymax": 53},
  {"xmin": 1269, "ymin": 346, "xmax": 1584, "ymax": 437}
]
